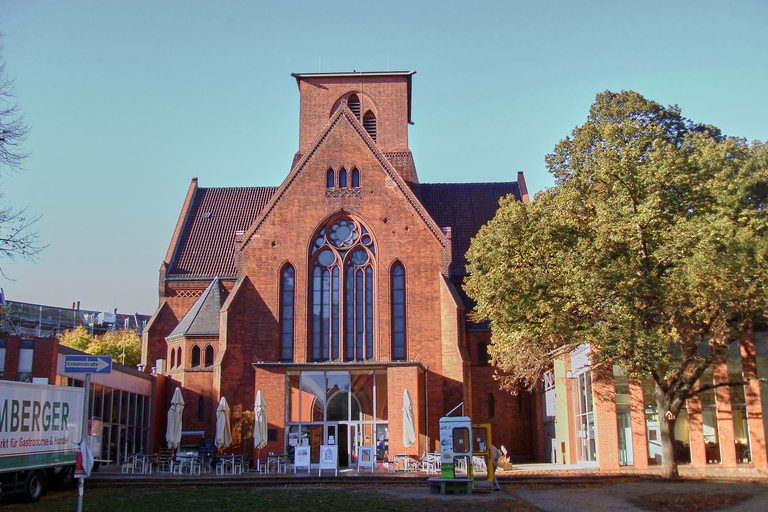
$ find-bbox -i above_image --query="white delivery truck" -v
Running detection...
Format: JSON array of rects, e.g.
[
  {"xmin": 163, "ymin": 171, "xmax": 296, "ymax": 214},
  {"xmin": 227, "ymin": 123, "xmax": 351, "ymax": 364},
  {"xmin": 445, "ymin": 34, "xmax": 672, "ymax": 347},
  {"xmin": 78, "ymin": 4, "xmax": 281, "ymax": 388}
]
[{"xmin": 0, "ymin": 381, "xmax": 84, "ymax": 502}]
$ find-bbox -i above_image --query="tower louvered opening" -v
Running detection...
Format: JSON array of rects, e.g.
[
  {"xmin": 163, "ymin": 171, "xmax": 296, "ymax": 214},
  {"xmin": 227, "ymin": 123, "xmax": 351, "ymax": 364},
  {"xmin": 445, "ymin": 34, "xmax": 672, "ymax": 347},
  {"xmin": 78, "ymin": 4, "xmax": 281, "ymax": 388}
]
[
  {"xmin": 347, "ymin": 94, "xmax": 361, "ymax": 119},
  {"xmin": 363, "ymin": 111, "xmax": 376, "ymax": 141}
]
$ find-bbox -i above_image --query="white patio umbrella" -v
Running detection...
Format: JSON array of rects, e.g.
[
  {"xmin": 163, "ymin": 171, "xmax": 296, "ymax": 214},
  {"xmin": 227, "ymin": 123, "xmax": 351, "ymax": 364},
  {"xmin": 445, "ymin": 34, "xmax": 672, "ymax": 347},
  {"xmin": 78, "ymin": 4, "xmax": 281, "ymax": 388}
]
[
  {"xmin": 215, "ymin": 396, "xmax": 232, "ymax": 450},
  {"xmin": 402, "ymin": 388, "xmax": 416, "ymax": 451},
  {"xmin": 253, "ymin": 390, "xmax": 268, "ymax": 450},
  {"xmin": 166, "ymin": 387, "xmax": 185, "ymax": 450}
]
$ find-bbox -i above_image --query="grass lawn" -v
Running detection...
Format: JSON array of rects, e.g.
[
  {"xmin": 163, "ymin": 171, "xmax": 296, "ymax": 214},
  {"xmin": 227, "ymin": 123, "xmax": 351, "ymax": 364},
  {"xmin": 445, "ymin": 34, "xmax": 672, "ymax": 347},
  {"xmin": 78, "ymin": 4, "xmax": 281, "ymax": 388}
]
[{"xmin": 0, "ymin": 484, "xmax": 538, "ymax": 512}]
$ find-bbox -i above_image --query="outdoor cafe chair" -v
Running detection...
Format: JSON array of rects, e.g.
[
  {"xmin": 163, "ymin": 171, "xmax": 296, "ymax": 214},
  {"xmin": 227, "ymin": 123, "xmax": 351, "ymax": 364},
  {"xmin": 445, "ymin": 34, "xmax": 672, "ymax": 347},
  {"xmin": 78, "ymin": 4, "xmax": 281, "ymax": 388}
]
[
  {"xmin": 199, "ymin": 454, "xmax": 214, "ymax": 474},
  {"xmin": 234, "ymin": 456, "xmax": 249, "ymax": 474},
  {"xmin": 255, "ymin": 458, "xmax": 268, "ymax": 474},
  {"xmin": 153, "ymin": 449, "xmax": 173, "ymax": 473},
  {"xmin": 215, "ymin": 456, "xmax": 234, "ymax": 475}
]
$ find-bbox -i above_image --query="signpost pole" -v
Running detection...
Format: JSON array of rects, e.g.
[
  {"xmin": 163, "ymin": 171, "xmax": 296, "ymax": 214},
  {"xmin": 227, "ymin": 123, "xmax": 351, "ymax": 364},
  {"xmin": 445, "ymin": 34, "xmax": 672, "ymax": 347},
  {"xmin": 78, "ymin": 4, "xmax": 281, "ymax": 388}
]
[{"xmin": 76, "ymin": 373, "xmax": 90, "ymax": 512}]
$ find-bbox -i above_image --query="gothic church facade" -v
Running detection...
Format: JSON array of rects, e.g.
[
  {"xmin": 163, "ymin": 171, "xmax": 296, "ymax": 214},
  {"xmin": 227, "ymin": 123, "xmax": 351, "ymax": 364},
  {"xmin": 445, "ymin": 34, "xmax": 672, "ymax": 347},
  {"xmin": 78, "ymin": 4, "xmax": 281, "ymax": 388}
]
[{"xmin": 142, "ymin": 71, "xmax": 534, "ymax": 465}]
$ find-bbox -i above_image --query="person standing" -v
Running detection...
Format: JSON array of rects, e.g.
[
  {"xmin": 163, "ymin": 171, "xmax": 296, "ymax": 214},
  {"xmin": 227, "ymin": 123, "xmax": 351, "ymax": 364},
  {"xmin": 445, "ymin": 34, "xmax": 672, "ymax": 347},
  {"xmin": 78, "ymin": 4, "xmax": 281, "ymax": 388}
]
[{"xmin": 492, "ymin": 445, "xmax": 501, "ymax": 491}]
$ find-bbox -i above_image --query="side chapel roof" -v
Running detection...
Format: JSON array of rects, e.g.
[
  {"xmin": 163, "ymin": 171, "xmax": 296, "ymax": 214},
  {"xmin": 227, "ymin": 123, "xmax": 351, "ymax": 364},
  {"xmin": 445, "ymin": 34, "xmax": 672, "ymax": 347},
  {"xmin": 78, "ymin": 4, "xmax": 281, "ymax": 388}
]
[{"xmin": 166, "ymin": 277, "xmax": 223, "ymax": 339}]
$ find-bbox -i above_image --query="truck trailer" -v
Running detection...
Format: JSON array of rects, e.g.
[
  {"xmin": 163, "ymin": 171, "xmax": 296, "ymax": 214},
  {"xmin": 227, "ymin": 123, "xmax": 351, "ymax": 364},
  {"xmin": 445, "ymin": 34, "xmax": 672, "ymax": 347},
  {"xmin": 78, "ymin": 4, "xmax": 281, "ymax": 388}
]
[{"xmin": 0, "ymin": 381, "xmax": 84, "ymax": 502}]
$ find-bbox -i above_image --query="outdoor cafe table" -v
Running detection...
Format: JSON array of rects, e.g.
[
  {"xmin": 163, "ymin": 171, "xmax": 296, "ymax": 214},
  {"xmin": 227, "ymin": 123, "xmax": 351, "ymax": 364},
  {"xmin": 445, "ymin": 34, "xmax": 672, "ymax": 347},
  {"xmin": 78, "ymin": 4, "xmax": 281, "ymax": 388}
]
[
  {"xmin": 173, "ymin": 454, "xmax": 202, "ymax": 475},
  {"xmin": 214, "ymin": 455, "xmax": 243, "ymax": 475},
  {"xmin": 390, "ymin": 454, "xmax": 418, "ymax": 473},
  {"xmin": 267, "ymin": 453, "xmax": 287, "ymax": 473},
  {"xmin": 135, "ymin": 453, "xmax": 158, "ymax": 474},
  {"xmin": 124, "ymin": 453, "xmax": 157, "ymax": 475}
]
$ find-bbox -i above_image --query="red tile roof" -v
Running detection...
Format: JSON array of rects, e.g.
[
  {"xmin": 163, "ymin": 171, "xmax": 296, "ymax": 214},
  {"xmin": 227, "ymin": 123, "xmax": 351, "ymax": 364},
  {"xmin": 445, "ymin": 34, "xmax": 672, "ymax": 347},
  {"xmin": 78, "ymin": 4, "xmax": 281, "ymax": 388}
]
[
  {"xmin": 418, "ymin": 182, "xmax": 523, "ymax": 276},
  {"xmin": 168, "ymin": 187, "xmax": 277, "ymax": 277},
  {"xmin": 168, "ymin": 182, "xmax": 521, "ymax": 279}
]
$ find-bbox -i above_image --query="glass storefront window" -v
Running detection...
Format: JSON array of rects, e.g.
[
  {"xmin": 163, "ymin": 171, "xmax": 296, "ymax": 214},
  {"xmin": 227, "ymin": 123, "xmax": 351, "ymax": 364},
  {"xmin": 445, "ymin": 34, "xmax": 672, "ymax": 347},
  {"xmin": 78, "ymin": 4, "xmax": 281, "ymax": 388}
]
[
  {"xmin": 613, "ymin": 365, "xmax": 633, "ymax": 466},
  {"xmin": 286, "ymin": 369, "xmax": 389, "ymax": 467},
  {"xmin": 288, "ymin": 373, "xmax": 301, "ymax": 422},
  {"xmin": 574, "ymin": 372, "xmax": 596, "ymax": 462},
  {"xmin": 727, "ymin": 354, "xmax": 751, "ymax": 463},
  {"xmin": 351, "ymin": 371, "xmax": 374, "ymax": 421},
  {"xmin": 326, "ymin": 372, "xmax": 350, "ymax": 421},
  {"xmin": 757, "ymin": 333, "xmax": 768, "ymax": 451},
  {"xmin": 643, "ymin": 379, "xmax": 662, "ymax": 465},
  {"xmin": 376, "ymin": 372, "xmax": 388, "ymax": 421},
  {"xmin": 700, "ymin": 371, "xmax": 721, "ymax": 464},
  {"xmin": 301, "ymin": 372, "xmax": 326, "ymax": 422},
  {"xmin": 674, "ymin": 409, "xmax": 691, "ymax": 464}
]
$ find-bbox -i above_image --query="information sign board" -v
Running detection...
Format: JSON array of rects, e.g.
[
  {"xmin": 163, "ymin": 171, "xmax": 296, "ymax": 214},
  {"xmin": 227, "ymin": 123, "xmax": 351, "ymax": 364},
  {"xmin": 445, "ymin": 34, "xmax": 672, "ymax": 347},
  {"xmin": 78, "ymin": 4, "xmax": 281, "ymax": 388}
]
[
  {"xmin": 64, "ymin": 355, "xmax": 112, "ymax": 374},
  {"xmin": 318, "ymin": 444, "xmax": 338, "ymax": 476}
]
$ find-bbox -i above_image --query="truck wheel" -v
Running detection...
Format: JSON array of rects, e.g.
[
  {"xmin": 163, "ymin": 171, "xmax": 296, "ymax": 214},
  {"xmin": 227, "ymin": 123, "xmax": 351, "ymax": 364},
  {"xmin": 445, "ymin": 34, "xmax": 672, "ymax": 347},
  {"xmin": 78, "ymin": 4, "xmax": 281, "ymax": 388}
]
[{"xmin": 23, "ymin": 470, "xmax": 46, "ymax": 503}]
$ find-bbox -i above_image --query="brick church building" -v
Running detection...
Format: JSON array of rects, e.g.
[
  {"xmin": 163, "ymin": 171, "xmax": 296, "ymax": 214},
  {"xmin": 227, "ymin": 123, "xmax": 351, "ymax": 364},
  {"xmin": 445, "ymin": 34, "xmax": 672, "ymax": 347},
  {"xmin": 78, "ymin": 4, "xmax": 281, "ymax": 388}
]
[{"xmin": 142, "ymin": 71, "xmax": 535, "ymax": 466}]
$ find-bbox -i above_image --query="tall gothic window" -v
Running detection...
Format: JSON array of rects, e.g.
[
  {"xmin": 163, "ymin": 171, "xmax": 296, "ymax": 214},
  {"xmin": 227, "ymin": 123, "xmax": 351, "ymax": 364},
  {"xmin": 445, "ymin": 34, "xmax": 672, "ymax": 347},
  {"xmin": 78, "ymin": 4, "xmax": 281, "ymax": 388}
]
[
  {"xmin": 311, "ymin": 216, "xmax": 375, "ymax": 361},
  {"xmin": 191, "ymin": 345, "xmax": 201, "ymax": 367},
  {"xmin": 391, "ymin": 263, "xmax": 406, "ymax": 360},
  {"xmin": 281, "ymin": 265, "xmax": 295, "ymax": 361}
]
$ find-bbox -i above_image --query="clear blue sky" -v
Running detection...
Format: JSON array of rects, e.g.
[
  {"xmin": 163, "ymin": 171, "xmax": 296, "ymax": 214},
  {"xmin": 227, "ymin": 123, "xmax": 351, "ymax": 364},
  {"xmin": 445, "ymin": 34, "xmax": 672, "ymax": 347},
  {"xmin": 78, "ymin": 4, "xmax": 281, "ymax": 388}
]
[{"xmin": 1, "ymin": 0, "xmax": 766, "ymax": 315}]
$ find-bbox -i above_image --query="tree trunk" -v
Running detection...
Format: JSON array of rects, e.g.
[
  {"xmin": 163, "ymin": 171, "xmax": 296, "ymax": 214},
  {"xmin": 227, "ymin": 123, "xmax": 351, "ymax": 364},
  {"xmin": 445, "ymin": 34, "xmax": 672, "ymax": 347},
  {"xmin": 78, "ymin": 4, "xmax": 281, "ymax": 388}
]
[{"xmin": 655, "ymin": 386, "xmax": 679, "ymax": 479}]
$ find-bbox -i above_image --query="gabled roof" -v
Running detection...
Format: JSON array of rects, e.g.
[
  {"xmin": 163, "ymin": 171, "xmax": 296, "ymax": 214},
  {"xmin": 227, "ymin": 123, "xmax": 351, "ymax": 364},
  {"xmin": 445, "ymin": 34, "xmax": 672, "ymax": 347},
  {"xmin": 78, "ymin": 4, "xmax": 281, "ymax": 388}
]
[
  {"xmin": 240, "ymin": 104, "xmax": 448, "ymax": 254},
  {"xmin": 168, "ymin": 186, "xmax": 277, "ymax": 277},
  {"xmin": 165, "ymin": 179, "xmax": 522, "ymax": 280},
  {"xmin": 419, "ymin": 182, "xmax": 523, "ymax": 276},
  {"xmin": 166, "ymin": 278, "xmax": 222, "ymax": 339}
]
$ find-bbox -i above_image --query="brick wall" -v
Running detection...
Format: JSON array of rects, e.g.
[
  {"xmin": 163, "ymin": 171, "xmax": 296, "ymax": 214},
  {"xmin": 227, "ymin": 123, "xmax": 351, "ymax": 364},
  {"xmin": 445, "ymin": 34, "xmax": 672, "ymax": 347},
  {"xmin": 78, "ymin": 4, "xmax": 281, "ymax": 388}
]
[
  {"xmin": 1, "ymin": 336, "xmax": 59, "ymax": 382},
  {"xmin": 387, "ymin": 365, "xmax": 421, "ymax": 456},
  {"xmin": 296, "ymin": 74, "xmax": 411, "ymax": 156},
  {"xmin": 592, "ymin": 364, "xmax": 619, "ymax": 470},
  {"xmin": 629, "ymin": 380, "xmax": 649, "ymax": 469},
  {"xmin": 252, "ymin": 366, "xmax": 287, "ymax": 463}
]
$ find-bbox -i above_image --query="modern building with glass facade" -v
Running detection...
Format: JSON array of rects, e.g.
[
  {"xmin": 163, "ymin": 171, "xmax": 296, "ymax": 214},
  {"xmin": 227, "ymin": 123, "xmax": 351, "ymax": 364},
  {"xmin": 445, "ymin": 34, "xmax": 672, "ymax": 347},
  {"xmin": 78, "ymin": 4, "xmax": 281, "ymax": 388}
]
[
  {"xmin": 142, "ymin": 71, "xmax": 535, "ymax": 467},
  {"xmin": 536, "ymin": 333, "xmax": 768, "ymax": 474}
]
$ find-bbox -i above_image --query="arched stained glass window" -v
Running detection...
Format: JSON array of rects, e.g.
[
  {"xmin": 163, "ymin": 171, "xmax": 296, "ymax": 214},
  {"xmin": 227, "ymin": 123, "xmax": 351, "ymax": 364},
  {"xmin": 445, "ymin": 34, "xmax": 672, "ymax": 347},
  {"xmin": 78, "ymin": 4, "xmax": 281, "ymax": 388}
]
[
  {"xmin": 326, "ymin": 168, "xmax": 335, "ymax": 188},
  {"xmin": 391, "ymin": 263, "xmax": 406, "ymax": 360},
  {"xmin": 281, "ymin": 265, "xmax": 295, "ymax": 361},
  {"xmin": 351, "ymin": 168, "xmax": 360, "ymax": 188},
  {"xmin": 170, "ymin": 347, "xmax": 176, "ymax": 368},
  {"xmin": 339, "ymin": 168, "xmax": 347, "ymax": 188},
  {"xmin": 204, "ymin": 345, "xmax": 214, "ymax": 367},
  {"xmin": 177, "ymin": 347, "xmax": 182, "ymax": 368},
  {"xmin": 311, "ymin": 216, "xmax": 375, "ymax": 361},
  {"xmin": 191, "ymin": 345, "xmax": 200, "ymax": 368}
]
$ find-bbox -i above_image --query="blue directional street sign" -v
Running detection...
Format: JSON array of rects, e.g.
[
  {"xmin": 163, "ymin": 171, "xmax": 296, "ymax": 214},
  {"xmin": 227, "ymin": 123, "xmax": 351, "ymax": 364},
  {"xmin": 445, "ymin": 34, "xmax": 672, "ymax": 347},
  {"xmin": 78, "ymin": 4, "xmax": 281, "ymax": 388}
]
[{"xmin": 64, "ymin": 355, "xmax": 113, "ymax": 374}]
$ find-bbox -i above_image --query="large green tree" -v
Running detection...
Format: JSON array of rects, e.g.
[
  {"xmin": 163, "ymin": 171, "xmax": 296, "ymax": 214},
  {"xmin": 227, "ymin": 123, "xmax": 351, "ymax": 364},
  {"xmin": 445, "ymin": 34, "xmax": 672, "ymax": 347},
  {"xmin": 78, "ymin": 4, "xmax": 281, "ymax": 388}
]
[
  {"xmin": 59, "ymin": 326, "xmax": 142, "ymax": 367},
  {"xmin": 465, "ymin": 90, "xmax": 768, "ymax": 478}
]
